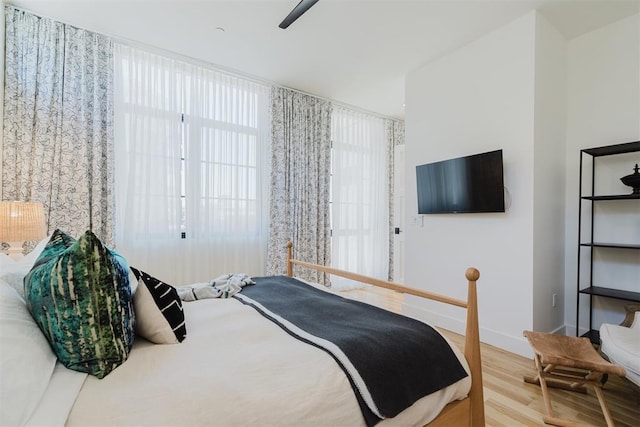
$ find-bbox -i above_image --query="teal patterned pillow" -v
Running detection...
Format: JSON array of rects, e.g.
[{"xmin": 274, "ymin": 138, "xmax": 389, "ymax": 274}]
[{"xmin": 24, "ymin": 230, "xmax": 135, "ymax": 378}]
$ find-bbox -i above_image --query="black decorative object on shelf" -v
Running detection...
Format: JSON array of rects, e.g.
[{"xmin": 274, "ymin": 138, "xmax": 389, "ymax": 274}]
[{"xmin": 621, "ymin": 163, "xmax": 640, "ymax": 194}]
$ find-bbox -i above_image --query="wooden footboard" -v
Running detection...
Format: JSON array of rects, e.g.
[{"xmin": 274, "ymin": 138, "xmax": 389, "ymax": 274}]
[{"xmin": 285, "ymin": 242, "xmax": 485, "ymax": 427}]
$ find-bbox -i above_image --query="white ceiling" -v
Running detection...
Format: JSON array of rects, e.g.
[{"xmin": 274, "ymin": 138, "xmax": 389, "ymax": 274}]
[{"xmin": 8, "ymin": 0, "xmax": 640, "ymax": 118}]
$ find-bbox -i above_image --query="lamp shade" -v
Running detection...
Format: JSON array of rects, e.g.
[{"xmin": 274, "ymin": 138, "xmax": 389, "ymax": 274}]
[{"xmin": 0, "ymin": 201, "xmax": 47, "ymax": 242}]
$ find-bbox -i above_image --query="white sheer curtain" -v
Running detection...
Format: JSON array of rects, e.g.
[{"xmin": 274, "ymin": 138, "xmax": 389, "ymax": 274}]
[
  {"xmin": 114, "ymin": 45, "xmax": 270, "ymax": 285},
  {"xmin": 331, "ymin": 108, "xmax": 389, "ymax": 289}
]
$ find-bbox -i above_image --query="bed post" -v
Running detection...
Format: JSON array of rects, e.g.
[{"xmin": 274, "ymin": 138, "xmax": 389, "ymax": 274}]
[
  {"xmin": 286, "ymin": 241, "xmax": 294, "ymax": 277},
  {"xmin": 464, "ymin": 268, "xmax": 485, "ymax": 427}
]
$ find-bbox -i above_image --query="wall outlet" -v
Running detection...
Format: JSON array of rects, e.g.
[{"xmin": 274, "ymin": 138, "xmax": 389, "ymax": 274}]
[{"xmin": 552, "ymin": 293, "xmax": 557, "ymax": 308}]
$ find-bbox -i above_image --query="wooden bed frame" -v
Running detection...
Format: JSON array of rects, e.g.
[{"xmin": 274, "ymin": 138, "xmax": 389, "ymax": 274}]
[{"xmin": 286, "ymin": 242, "xmax": 485, "ymax": 427}]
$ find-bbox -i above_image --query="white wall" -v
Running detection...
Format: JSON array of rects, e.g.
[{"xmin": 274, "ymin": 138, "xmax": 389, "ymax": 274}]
[
  {"xmin": 405, "ymin": 12, "xmax": 537, "ymax": 357},
  {"xmin": 405, "ymin": 9, "xmax": 638, "ymax": 356},
  {"xmin": 564, "ymin": 13, "xmax": 640, "ymax": 335},
  {"xmin": 532, "ymin": 14, "xmax": 567, "ymax": 333}
]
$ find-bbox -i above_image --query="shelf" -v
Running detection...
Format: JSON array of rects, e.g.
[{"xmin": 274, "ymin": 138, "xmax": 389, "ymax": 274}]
[
  {"xmin": 581, "ymin": 194, "xmax": 640, "ymax": 201},
  {"xmin": 581, "ymin": 330, "xmax": 600, "ymax": 345},
  {"xmin": 579, "ymin": 242, "xmax": 640, "ymax": 250},
  {"xmin": 579, "ymin": 286, "xmax": 640, "ymax": 302},
  {"xmin": 582, "ymin": 141, "xmax": 640, "ymax": 157},
  {"xmin": 577, "ymin": 141, "xmax": 639, "ymax": 340}
]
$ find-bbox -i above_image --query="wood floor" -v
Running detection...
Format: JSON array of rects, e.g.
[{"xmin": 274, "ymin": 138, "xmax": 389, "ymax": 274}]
[{"xmin": 340, "ymin": 286, "xmax": 640, "ymax": 427}]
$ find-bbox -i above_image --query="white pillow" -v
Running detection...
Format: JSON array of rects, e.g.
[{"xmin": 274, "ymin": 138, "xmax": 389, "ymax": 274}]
[
  {"xmin": 0, "ymin": 280, "xmax": 57, "ymax": 426},
  {"xmin": 21, "ymin": 236, "xmax": 51, "ymax": 266},
  {"xmin": 0, "ymin": 236, "xmax": 51, "ymax": 299}
]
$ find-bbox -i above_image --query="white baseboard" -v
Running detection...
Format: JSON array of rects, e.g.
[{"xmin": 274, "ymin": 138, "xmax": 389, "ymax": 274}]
[
  {"xmin": 564, "ymin": 324, "xmax": 593, "ymax": 338},
  {"xmin": 550, "ymin": 324, "xmax": 568, "ymax": 335},
  {"xmin": 402, "ymin": 303, "xmax": 568, "ymax": 359}
]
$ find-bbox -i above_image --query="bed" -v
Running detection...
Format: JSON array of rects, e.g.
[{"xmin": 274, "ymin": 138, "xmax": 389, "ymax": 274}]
[{"xmin": 1, "ymin": 238, "xmax": 485, "ymax": 427}]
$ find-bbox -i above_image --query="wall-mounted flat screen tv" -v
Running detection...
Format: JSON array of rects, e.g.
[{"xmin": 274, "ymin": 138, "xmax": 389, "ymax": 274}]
[{"xmin": 416, "ymin": 149, "xmax": 505, "ymax": 214}]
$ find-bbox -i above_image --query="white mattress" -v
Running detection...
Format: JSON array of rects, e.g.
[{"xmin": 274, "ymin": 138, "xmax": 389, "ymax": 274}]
[
  {"xmin": 55, "ymin": 295, "xmax": 471, "ymax": 426},
  {"xmin": 600, "ymin": 316, "xmax": 640, "ymax": 387}
]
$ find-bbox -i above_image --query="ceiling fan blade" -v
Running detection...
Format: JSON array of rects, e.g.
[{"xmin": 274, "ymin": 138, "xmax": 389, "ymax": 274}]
[{"xmin": 279, "ymin": 0, "xmax": 320, "ymax": 29}]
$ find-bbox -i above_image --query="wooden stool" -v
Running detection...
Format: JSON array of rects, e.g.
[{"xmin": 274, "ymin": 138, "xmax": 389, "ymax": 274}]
[{"xmin": 523, "ymin": 331, "xmax": 626, "ymax": 427}]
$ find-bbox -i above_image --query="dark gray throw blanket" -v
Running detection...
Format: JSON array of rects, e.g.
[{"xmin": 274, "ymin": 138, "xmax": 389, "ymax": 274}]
[{"xmin": 235, "ymin": 275, "xmax": 468, "ymax": 426}]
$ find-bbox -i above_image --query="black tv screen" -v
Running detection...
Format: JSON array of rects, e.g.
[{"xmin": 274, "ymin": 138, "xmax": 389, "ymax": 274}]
[{"xmin": 416, "ymin": 149, "xmax": 505, "ymax": 214}]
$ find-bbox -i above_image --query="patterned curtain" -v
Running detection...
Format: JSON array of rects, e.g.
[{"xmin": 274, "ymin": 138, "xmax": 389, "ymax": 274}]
[
  {"xmin": 2, "ymin": 7, "xmax": 114, "ymax": 245},
  {"xmin": 268, "ymin": 87, "xmax": 332, "ymax": 284},
  {"xmin": 386, "ymin": 119, "xmax": 405, "ymax": 281}
]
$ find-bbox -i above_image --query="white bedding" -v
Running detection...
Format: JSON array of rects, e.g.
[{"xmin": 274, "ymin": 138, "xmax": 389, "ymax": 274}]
[
  {"xmin": 58, "ymin": 295, "xmax": 471, "ymax": 426},
  {"xmin": 26, "ymin": 363, "xmax": 86, "ymax": 427}
]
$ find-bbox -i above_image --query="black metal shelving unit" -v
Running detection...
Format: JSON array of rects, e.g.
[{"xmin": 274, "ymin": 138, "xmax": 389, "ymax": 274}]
[{"xmin": 576, "ymin": 141, "xmax": 640, "ymax": 344}]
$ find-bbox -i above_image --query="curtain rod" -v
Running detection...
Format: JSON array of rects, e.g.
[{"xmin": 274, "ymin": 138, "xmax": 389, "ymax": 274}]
[{"xmin": 5, "ymin": 4, "xmax": 403, "ymax": 122}]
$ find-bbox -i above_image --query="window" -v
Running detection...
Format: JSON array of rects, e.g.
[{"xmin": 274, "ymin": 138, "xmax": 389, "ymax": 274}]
[
  {"xmin": 114, "ymin": 45, "xmax": 270, "ymax": 284},
  {"xmin": 330, "ymin": 108, "xmax": 389, "ymax": 288},
  {"xmin": 181, "ymin": 78, "xmax": 265, "ymax": 238}
]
